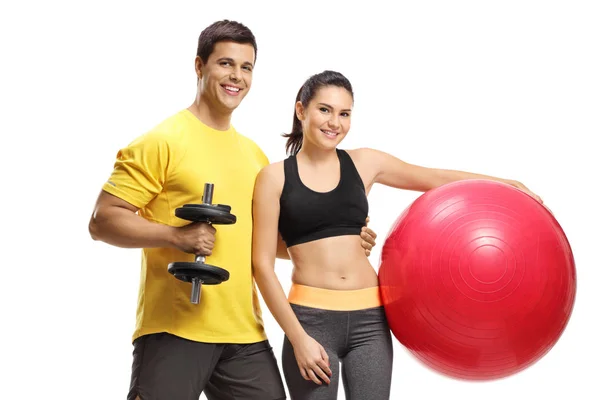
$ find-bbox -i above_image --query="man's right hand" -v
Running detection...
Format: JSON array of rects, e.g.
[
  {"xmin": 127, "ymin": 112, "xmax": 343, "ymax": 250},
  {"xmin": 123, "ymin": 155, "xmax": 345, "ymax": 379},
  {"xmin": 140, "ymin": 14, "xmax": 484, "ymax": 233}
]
[
  {"xmin": 89, "ymin": 191, "xmax": 218, "ymax": 253},
  {"xmin": 174, "ymin": 222, "xmax": 216, "ymax": 256}
]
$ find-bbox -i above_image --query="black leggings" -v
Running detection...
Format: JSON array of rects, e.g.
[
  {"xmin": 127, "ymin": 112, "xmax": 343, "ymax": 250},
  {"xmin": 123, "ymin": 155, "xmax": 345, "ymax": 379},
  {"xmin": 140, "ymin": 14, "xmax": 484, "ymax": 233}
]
[{"xmin": 282, "ymin": 304, "xmax": 393, "ymax": 400}]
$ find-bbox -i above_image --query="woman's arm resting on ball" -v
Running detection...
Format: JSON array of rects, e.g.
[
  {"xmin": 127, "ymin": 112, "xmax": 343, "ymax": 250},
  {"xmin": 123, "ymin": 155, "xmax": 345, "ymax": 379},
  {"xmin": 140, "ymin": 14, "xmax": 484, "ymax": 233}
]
[{"xmin": 361, "ymin": 148, "xmax": 543, "ymax": 203}]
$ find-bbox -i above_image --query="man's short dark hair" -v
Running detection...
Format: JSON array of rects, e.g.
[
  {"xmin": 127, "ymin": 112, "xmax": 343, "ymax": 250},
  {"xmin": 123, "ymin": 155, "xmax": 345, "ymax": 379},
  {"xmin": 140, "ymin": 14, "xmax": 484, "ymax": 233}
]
[{"xmin": 197, "ymin": 20, "xmax": 257, "ymax": 64}]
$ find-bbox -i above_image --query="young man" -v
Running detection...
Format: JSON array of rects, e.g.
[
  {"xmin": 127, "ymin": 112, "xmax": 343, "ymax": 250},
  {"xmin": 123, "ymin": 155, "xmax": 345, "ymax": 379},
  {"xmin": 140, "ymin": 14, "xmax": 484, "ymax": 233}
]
[{"xmin": 88, "ymin": 20, "xmax": 377, "ymax": 400}]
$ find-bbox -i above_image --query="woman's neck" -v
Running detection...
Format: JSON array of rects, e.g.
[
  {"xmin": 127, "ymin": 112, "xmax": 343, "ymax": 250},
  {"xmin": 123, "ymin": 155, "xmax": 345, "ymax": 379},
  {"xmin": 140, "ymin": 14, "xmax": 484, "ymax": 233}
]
[{"xmin": 296, "ymin": 144, "xmax": 337, "ymax": 165}]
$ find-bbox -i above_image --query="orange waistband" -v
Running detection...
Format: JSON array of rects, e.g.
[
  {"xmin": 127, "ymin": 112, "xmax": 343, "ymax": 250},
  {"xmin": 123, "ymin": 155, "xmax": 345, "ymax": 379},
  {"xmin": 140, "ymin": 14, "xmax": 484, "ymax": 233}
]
[{"xmin": 288, "ymin": 283, "xmax": 382, "ymax": 311}]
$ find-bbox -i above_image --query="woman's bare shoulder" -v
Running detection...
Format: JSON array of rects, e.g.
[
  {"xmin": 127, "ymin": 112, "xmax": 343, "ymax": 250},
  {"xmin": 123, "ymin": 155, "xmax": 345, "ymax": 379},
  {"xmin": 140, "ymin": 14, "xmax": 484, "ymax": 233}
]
[{"xmin": 256, "ymin": 160, "xmax": 286, "ymax": 192}]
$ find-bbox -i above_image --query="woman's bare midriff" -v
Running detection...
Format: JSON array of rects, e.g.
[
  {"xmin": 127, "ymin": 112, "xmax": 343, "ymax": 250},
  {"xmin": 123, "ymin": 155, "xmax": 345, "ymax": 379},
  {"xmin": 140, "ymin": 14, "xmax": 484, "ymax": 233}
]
[{"xmin": 287, "ymin": 235, "xmax": 379, "ymax": 290}]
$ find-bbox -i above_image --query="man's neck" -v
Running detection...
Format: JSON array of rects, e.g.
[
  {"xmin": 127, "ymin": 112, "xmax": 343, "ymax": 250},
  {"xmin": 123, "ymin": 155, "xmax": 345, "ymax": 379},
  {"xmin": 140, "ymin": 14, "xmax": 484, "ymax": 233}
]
[{"xmin": 188, "ymin": 98, "xmax": 232, "ymax": 131}]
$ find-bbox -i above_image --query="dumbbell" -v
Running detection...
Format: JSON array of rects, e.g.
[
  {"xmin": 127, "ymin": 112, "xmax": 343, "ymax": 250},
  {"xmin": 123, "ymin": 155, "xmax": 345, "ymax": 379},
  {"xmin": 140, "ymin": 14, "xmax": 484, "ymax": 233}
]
[{"xmin": 168, "ymin": 183, "xmax": 236, "ymax": 304}]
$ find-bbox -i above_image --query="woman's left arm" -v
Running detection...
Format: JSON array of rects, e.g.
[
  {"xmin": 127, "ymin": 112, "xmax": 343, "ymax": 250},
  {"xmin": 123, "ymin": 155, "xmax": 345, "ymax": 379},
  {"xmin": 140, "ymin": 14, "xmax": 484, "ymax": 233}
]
[{"xmin": 361, "ymin": 148, "xmax": 543, "ymax": 204}]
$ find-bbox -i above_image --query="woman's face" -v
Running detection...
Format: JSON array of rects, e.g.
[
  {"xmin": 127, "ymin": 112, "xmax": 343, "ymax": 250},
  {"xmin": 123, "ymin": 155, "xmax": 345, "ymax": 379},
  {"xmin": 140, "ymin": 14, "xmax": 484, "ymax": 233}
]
[{"xmin": 297, "ymin": 85, "xmax": 353, "ymax": 151}]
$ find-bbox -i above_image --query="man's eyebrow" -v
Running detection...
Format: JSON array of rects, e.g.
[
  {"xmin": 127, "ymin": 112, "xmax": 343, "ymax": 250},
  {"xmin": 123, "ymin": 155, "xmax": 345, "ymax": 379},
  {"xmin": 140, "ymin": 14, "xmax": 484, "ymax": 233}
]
[{"xmin": 216, "ymin": 57, "xmax": 254, "ymax": 66}]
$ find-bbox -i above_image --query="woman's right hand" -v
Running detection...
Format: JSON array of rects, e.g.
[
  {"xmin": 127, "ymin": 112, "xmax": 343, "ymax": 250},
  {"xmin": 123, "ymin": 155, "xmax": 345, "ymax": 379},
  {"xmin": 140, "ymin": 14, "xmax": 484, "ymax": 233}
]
[{"xmin": 292, "ymin": 334, "xmax": 332, "ymax": 385}]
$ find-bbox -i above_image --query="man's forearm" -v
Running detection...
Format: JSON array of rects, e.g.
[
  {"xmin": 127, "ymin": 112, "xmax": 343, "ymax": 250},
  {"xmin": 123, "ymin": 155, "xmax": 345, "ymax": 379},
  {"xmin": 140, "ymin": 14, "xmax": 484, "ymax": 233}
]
[{"xmin": 89, "ymin": 206, "xmax": 176, "ymax": 249}]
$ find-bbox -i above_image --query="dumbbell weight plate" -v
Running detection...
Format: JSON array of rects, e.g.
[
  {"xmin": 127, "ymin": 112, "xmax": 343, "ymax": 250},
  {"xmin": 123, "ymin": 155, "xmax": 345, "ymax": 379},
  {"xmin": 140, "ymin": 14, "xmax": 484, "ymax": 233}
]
[
  {"xmin": 168, "ymin": 261, "xmax": 230, "ymax": 285},
  {"xmin": 175, "ymin": 204, "xmax": 236, "ymax": 225},
  {"xmin": 182, "ymin": 203, "xmax": 232, "ymax": 213}
]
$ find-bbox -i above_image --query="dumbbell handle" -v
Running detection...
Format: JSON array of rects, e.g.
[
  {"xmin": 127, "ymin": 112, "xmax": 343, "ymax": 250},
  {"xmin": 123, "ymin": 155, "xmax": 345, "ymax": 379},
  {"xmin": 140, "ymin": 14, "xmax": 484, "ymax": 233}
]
[
  {"xmin": 202, "ymin": 183, "xmax": 214, "ymax": 205},
  {"xmin": 195, "ymin": 182, "xmax": 214, "ymax": 265},
  {"xmin": 191, "ymin": 253, "xmax": 207, "ymax": 304},
  {"xmin": 191, "ymin": 277, "xmax": 202, "ymax": 304},
  {"xmin": 181, "ymin": 183, "xmax": 217, "ymax": 304}
]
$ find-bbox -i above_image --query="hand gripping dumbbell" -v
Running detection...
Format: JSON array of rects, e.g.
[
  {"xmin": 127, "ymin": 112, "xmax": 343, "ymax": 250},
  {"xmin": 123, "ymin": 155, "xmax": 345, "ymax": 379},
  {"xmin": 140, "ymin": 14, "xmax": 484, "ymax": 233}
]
[{"xmin": 168, "ymin": 183, "xmax": 236, "ymax": 304}]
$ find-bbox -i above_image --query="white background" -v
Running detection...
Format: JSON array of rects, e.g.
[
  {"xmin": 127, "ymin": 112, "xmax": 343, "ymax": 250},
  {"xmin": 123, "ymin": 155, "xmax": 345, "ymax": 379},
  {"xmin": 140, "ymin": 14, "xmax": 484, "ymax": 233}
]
[{"xmin": 1, "ymin": 0, "xmax": 598, "ymax": 399}]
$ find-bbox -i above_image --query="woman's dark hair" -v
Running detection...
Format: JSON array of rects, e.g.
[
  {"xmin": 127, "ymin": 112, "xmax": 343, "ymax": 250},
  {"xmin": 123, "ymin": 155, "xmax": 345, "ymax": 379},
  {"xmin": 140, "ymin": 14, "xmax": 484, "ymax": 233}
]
[
  {"xmin": 283, "ymin": 70, "xmax": 354, "ymax": 156},
  {"xmin": 197, "ymin": 20, "xmax": 257, "ymax": 64}
]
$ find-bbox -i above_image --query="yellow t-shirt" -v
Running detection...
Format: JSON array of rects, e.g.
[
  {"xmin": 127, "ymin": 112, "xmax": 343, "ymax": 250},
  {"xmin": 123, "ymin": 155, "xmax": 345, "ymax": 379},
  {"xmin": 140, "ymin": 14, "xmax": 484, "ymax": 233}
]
[{"xmin": 103, "ymin": 109, "xmax": 269, "ymax": 344}]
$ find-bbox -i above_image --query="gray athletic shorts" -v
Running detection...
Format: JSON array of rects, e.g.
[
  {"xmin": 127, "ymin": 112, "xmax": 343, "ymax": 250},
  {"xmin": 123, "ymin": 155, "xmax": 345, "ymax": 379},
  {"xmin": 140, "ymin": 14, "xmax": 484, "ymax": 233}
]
[{"xmin": 127, "ymin": 333, "xmax": 286, "ymax": 400}]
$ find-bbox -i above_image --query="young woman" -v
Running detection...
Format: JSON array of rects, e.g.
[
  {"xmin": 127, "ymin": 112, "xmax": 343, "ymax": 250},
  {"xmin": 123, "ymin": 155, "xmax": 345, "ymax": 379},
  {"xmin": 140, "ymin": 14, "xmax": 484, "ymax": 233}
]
[{"xmin": 251, "ymin": 70, "xmax": 543, "ymax": 400}]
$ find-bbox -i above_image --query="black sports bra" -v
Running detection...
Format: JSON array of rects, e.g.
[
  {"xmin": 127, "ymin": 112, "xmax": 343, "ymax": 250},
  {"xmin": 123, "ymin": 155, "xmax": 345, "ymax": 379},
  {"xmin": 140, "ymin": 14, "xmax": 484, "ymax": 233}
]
[{"xmin": 278, "ymin": 149, "xmax": 369, "ymax": 247}]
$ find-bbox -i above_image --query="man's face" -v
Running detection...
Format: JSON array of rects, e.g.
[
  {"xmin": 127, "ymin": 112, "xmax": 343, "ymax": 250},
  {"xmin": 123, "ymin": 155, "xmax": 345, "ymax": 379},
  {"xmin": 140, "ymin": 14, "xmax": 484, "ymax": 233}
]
[{"xmin": 196, "ymin": 41, "xmax": 255, "ymax": 113}]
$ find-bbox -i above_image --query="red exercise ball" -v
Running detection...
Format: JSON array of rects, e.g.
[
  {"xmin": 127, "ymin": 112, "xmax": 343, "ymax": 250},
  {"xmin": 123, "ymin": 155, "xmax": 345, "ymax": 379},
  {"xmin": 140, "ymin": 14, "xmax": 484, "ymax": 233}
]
[{"xmin": 378, "ymin": 179, "xmax": 576, "ymax": 381}]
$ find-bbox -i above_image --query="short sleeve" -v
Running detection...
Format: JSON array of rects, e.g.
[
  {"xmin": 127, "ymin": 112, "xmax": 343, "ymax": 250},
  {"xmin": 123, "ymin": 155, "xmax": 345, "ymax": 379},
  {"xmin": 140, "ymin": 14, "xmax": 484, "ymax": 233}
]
[
  {"xmin": 252, "ymin": 141, "xmax": 270, "ymax": 168},
  {"xmin": 102, "ymin": 132, "xmax": 172, "ymax": 209}
]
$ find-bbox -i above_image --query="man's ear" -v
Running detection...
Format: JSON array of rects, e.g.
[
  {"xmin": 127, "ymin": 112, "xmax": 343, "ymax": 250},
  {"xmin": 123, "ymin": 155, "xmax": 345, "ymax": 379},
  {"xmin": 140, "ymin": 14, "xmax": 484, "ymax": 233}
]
[{"xmin": 195, "ymin": 56, "xmax": 204, "ymax": 80}]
